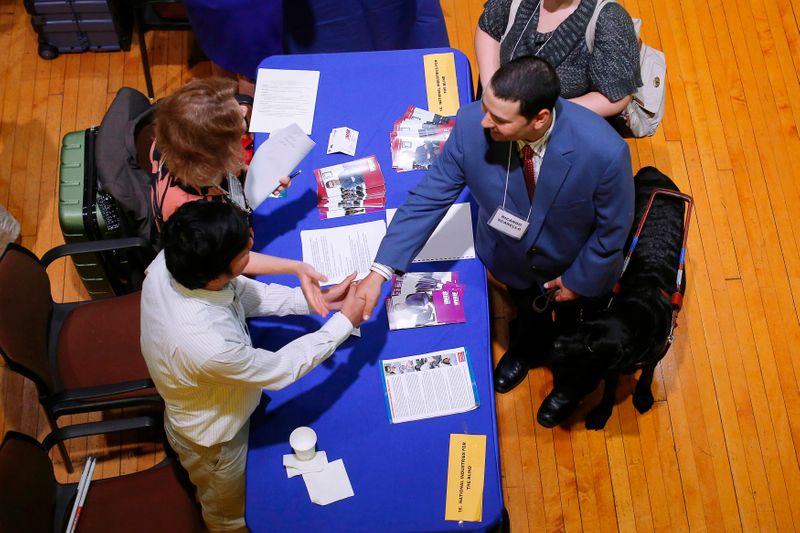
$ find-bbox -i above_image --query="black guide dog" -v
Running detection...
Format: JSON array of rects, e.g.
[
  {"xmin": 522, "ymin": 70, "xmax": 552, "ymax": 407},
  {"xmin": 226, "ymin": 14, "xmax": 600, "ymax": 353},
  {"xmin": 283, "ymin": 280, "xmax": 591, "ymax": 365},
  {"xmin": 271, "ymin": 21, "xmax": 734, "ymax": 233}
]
[{"xmin": 544, "ymin": 167, "xmax": 688, "ymax": 430}]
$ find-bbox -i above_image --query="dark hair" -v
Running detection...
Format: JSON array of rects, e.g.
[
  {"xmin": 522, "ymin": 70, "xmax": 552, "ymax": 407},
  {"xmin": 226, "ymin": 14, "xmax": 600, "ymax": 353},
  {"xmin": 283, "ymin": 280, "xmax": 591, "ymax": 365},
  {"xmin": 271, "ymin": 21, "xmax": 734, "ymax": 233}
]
[
  {"xmin": 162, "ymin": 200, "xmax": 250, "ymax": 289},
  {"xmin": 489, "ymin": 56, "xmax": 561, "ymax": 120}
]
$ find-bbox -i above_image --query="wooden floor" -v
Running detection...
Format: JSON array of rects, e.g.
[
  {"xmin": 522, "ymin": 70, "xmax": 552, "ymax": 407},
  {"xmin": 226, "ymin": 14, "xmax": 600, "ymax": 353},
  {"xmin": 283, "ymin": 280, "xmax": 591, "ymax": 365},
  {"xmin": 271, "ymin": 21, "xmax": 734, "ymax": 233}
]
[{"xmin": 3, "ymin": 0, "xmax": 800, "ymax": 530}]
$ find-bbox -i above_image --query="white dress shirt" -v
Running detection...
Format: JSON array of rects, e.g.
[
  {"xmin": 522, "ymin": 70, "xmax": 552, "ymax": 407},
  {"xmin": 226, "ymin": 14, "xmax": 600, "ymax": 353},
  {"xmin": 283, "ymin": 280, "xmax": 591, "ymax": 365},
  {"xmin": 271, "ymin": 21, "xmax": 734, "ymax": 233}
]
[
  {"xmin": 140, "ymin": 252, "xmax": 354, "ymax": 447},
  {"xmin": 516, "ymin": 107, "xmax": 556, "ymax": 183}
]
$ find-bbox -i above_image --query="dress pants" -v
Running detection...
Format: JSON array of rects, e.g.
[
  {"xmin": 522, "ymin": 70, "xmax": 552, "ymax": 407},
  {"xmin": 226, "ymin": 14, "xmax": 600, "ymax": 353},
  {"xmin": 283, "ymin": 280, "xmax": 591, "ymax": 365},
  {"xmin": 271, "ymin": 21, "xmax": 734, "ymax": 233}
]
[
  {"xmin": 508, "ymin": 286, "xmax": 609, "ymax": 395},
  {"xmin": 506, "ymin": 285, "xmax": 585, "ymax": 365},
  {"xmin": 165, "ymin": 418, "xmax": 250, "ymax": 532}
]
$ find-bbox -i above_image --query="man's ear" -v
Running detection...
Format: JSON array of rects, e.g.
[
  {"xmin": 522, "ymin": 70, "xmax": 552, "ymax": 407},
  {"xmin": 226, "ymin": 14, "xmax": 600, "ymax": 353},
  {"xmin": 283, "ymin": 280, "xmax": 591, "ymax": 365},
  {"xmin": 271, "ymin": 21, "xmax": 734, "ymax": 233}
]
[{"xmin": 532, "ymin": 108, "xmax": 551, "ymax": 130}]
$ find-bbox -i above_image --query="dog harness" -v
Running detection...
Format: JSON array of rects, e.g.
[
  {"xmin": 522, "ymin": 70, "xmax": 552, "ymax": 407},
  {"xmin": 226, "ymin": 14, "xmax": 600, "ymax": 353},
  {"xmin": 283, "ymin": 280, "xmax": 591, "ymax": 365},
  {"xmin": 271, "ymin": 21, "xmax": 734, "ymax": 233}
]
[{"xmin": 610, "ymin": 188, "xmax": 694, "ymax": 355}]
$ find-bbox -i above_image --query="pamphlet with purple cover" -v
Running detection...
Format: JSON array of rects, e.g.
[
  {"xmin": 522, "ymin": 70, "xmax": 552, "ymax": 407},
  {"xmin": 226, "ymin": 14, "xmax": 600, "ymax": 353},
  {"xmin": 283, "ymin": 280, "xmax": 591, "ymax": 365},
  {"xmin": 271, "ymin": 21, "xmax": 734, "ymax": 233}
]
[{"xmin": 385, "ymin": 272, "xmax": 465, "ymax": 330}]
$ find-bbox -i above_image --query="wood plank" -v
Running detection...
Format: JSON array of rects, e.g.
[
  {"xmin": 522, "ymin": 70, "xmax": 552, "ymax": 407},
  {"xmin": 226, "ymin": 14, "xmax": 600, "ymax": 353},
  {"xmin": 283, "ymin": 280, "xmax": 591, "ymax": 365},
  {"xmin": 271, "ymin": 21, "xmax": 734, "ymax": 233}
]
[
  {"xmin": 665, "ymin": 142, "xmax": 750, "ymax": 532},
  {"xmin": 21, "ymin": 55, "xmax": 51, "ymax": 238},
  {"xmin": 528, "ymin": 369, "xmax": 565, "ymax": 533},
  {"xmin": 0, "ymin": 8, "xmax": 27, "ymax": 209}
]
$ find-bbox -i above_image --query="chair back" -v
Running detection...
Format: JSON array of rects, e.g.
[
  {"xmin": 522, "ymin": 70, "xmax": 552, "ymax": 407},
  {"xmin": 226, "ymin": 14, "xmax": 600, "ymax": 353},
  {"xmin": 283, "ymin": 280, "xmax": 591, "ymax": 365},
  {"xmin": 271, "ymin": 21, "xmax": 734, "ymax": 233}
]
[
  {"xmin": 0, "ymin": 244, "xmax": 55, "ymax": 392},
  {"xmin": 0, "ymin": 432, "xmax": 56, "ymax": 533}
]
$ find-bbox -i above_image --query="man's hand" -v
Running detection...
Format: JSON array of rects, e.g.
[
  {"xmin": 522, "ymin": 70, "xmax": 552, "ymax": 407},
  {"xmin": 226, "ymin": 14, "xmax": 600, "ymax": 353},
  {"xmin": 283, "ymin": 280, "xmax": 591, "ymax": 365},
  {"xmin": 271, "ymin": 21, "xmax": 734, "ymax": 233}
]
[
  {"xmin": 354, "ymin": 271, "xmax": 386, "ymax": 321},
  {"xmin": 340, "ymin": 280, "xmax": 368, "ymax": 327},
  {"xmin": 544, "ymin": 276, "xmax": 579, "ymax": 302},
  {"xmin": 321, "ymin": 272, "xmax": 357, "ymax": 311},
  {"xmin": 295, "ymin": 262, "xmax": 329, "ymax": 316}
]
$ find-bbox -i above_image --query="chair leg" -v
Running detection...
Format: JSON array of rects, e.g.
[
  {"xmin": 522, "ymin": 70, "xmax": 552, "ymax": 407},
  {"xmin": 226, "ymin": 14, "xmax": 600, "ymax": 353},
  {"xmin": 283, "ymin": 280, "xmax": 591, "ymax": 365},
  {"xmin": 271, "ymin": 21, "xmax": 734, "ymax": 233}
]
[
  {"xmin": 44, "ymin": 409, "xmax": 74, "ymax": 473},
  {"xmin": 137, "ymin": 20, "xmax": 155, "ymax": 99}
]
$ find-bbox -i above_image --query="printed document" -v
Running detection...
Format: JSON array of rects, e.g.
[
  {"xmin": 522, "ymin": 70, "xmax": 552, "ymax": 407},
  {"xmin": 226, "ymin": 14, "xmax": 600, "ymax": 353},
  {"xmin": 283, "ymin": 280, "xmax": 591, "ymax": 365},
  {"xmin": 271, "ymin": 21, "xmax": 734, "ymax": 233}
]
[
  {"xmin": 300, "ymin": 220, "xmax": 386, "ymax": 286},
  {"xmin": 250, "ymin": 68, "xmax": 320, "ymax": 134},
  {"xmin": 445, "ymin": 434, "xmax": 486, "ymax": 522},
  {"xmin": 380, "ymin": 347, "xmax": 479, "ymax": 424},
  {"xmin": 244, "ymin": 123, "xmax": 316, "ymax": 209},
  {"xmin": 386, "ymin": 202, "xmax": 475, "ymax": 263}
]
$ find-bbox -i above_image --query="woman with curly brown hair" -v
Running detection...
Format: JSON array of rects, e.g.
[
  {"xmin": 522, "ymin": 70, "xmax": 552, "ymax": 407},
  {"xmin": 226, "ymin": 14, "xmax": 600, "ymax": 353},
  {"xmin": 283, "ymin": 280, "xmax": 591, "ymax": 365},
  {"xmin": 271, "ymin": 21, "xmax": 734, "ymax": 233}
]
[{"xmin": 150, "ymin": 77, "xmax": 330, "ymax": 314}]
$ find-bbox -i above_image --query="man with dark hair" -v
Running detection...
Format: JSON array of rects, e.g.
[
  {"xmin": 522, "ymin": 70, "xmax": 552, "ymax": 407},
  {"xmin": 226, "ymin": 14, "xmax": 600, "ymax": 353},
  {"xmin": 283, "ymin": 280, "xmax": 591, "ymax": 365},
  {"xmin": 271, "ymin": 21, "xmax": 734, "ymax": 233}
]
[
  {"xmin": 356, "ymin": 56, "xmax": 634, "ymax": 427},
  {"xmin": 140, "ymin": 200, "xmax": 365, "ymax": 531}
]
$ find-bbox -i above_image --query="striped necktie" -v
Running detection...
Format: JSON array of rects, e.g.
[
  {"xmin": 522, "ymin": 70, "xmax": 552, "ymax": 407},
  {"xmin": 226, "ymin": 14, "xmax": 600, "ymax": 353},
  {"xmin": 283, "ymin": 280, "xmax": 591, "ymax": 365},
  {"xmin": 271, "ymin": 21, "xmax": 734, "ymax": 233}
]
[{"xmin": 520, "ymin": 144, "xmax": 536, "ymax": 201}]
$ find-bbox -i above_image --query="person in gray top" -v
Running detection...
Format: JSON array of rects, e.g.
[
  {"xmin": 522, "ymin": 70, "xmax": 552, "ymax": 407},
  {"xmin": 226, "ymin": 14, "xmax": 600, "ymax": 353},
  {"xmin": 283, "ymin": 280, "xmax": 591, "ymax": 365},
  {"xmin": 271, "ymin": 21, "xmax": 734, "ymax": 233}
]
[{"xmin": 476, "ymin": 0, "xmax": 641, "ymax": 117}]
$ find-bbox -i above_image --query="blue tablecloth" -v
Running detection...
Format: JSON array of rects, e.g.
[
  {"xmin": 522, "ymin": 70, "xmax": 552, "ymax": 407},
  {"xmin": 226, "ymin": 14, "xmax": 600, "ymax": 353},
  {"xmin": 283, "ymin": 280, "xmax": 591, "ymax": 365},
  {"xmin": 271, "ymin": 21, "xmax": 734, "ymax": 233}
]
[{"xmin": 245, "ymin": 48, "xmax": 503, "ymax": 532}]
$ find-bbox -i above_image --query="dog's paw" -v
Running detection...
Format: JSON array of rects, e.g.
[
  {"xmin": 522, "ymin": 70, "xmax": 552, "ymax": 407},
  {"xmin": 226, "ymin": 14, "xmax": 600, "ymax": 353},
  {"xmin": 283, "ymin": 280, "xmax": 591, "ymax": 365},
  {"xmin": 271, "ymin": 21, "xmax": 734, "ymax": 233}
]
[
  {"xmin": 633, "ymin": 391, "xmax": 655, "ymax": 413},
  {"xmin": 585, "ymin": 407, "xmax": 613, "ymax": 430}
]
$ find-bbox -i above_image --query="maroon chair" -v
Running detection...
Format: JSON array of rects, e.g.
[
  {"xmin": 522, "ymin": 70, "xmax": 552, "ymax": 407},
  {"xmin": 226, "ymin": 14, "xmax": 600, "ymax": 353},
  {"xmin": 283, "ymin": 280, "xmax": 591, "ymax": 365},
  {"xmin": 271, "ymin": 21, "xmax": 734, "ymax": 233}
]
[
  {"xmin": 0, "ymin": 242, "xmax": 162, "ymax": 472},
  {"xmin": 0, "ymin": 418, "xmax": 205, "ymax": 533}
]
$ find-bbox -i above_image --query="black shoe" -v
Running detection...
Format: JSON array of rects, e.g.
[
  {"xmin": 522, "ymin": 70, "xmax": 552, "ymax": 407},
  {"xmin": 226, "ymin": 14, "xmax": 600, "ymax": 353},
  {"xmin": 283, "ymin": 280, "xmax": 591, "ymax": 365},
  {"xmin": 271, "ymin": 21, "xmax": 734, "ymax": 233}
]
[
  {"xmin": 537, "ymin": 390, "xmax": 581, "ymax": 428},
  {"xmin": 493, "ymin": 348, "xmax": 531, "ymax": 394}
]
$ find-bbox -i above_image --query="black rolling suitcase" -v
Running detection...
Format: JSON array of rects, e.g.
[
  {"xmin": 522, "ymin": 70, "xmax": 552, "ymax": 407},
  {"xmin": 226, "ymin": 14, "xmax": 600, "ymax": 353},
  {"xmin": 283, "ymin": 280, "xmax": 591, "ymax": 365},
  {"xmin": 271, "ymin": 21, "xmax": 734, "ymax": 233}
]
[
  {"xmin": 58, "ymin": 88, "xmax": 156, "ymax": 299},
  {"xmin": 24, "ymin": 0, "xmax": 132, "ymax": 59}
]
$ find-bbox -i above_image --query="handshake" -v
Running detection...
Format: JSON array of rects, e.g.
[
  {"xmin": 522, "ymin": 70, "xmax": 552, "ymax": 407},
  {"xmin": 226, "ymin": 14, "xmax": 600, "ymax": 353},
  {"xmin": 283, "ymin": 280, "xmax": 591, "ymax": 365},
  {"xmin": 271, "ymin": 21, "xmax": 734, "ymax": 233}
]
[{"xmin": 296, "ymin": 266, "xmax": 387, "ymax": 329}]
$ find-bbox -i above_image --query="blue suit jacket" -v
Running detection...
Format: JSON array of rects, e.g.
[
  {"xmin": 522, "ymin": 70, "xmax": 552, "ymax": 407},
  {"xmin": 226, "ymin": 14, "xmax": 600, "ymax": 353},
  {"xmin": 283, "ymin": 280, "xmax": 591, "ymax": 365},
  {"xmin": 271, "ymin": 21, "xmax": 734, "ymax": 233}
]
[{"xmin": 375, "ymin": 98, "xmax": 634, "ymax": 297}]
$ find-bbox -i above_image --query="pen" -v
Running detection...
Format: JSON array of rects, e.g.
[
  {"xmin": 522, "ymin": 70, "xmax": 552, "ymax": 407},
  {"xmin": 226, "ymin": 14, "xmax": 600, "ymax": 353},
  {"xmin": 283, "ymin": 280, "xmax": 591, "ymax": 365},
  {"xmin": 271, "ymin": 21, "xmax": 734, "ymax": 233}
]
[{"xmin": 289, "ymin": 170, "xmax": 302, "ymax": 179}]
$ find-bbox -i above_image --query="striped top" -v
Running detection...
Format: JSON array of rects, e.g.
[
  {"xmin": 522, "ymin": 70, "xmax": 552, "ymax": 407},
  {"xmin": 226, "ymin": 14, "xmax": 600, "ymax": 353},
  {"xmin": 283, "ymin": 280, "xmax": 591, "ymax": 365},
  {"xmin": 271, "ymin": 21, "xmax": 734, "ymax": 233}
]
[
  {"xmin": 479, "ymin": 0, "xmax": 642, "ymax": 101},
  {"xmin": 140, "ymin": 252, "xmax": 354, "ymax": 446}
]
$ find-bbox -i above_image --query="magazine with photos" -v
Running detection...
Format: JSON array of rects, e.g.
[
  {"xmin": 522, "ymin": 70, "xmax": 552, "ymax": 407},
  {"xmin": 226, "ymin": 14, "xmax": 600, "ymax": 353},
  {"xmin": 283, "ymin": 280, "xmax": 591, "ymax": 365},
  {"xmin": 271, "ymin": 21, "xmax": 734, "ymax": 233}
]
[
  {"xmin": 390, "ymin": 135, "xmax": 447, "ymax": 171},
  {"xmin": 390, "ymin": 106, "xmax": 454, "ymax": 172},
  {"xmin": 313, "ymin": 155, "xmax": 386, "ymax": 219},
  {"xmin": 380, "ymin": 347, "xmax": 479, "ymax": 424},
  {"xmin": 385, "ymin": 272, "xmax": 465, "ymax": 330}
]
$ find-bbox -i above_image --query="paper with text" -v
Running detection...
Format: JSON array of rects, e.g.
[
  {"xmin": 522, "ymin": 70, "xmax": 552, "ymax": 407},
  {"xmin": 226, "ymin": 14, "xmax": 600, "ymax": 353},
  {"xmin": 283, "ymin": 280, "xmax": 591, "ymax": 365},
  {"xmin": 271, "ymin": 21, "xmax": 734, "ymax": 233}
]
[
  {"xmin": 424, "ymin": 52, "xmax": 460, "ymax": 116},
  {"xmin": 250, "ymin": 69, "xmax": 320, "ymax": 134},
  {"xmin": 245, "ymin": 123, "xmax": 316, "ymax": 208},
  {"xmin": 445, "ymin": 434, "xmax": 486, "ymax": 522},
  {"xmin": 380, "ymin": 347, "xmax": 479, "ymax": 424},
  {"xmin": 386, "ymin": 202, "xmax": 475, "ymax": 263},
  {"xmin": 300, "ymin": 220, "xmax": 386, "ymax": 286}
]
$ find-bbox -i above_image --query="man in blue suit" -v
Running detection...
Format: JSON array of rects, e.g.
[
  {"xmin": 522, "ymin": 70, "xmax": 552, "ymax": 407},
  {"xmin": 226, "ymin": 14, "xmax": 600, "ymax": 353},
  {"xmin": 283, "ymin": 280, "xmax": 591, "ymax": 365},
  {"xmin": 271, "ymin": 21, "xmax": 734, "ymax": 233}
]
[{"xmin": 357, "ymin": 57, "xmax": 634, "ymax": 425}]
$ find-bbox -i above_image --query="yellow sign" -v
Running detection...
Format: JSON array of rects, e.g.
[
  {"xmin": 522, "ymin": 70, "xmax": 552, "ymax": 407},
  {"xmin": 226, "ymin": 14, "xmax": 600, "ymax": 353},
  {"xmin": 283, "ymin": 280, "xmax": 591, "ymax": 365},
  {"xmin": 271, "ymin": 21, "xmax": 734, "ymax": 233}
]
[
  {"xmin": 424, "ymin": 52, "xmax": 461, "ymax": 116},
  {"xmin": 444, "ymin": 433, "xmax": 486, "ymax": 522}
]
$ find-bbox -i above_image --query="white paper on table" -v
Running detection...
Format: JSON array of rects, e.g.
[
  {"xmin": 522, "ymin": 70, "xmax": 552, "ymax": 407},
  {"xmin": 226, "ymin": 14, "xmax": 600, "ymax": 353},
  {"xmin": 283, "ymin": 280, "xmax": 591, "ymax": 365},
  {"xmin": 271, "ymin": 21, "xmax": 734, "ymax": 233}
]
[
  {"xmin": 250, "ymin": 68, "xmax": 320, "ymax": 134},
  {"xmin": 244, "ymin": 123, "xmax": 316, "ymax": 209},
  {"xmin": 284, "ymin": 451, "xmax": 328, "ymax": 478},
  {"xmin": 302, "ymin": 459, "xmax": 355, "ymax": 505},
  {"xmin": 327, "ymin": 127, "xmax": 359, "ymax": 156},
  {"xmin": 386, "ymin": 202, "xmax": 475, "ymax": 263},
  {"xmin": 300, "ymin": 220, "xmax": 386, "ymax": 286}
]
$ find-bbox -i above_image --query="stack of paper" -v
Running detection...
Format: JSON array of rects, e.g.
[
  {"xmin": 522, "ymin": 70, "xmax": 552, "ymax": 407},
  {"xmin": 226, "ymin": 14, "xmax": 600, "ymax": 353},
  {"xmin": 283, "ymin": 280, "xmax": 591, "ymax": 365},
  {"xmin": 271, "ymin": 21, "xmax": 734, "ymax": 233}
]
[
  {"xmin": 385, "ymin": 272, "xmax": 465, "ymax": 330},
  {"xmin": 390, "ymin": 106, "xmax": 454, "ymax": 172},
  {"xmin": 314, "ymin": 155, "xmax": 386, "ymax": 219}
]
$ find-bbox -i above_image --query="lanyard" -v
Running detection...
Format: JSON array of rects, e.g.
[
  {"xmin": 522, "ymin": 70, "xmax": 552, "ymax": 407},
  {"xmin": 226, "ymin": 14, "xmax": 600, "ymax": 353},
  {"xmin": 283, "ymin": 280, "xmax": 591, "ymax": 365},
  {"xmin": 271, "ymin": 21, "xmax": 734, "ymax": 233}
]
[{"xmin": 501, "ymin": 142, "xmax": 535, "ymax": 222}]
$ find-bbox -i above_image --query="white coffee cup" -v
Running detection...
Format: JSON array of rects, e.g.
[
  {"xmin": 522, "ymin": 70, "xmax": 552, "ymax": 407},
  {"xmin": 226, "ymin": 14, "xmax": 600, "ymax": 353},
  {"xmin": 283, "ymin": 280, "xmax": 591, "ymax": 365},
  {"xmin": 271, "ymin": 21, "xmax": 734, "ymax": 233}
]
[{"xmin": 289, "ymin": 426, "xmax": 317, "ymax": 461}]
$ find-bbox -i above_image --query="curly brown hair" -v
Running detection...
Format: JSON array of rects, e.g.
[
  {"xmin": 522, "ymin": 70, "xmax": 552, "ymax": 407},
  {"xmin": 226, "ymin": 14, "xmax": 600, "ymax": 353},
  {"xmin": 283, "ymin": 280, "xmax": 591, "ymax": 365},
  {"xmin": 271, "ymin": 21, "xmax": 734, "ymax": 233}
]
[{"xmin": 155, "ymin": 78, "xmax": 245, "ymax": 188}]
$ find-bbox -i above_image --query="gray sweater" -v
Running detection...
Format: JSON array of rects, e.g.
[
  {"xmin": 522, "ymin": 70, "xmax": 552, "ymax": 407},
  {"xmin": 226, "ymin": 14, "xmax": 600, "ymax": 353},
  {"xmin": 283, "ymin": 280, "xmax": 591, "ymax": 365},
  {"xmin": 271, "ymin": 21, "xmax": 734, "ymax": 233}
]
[{"xmin": 479, "ymin": 0, "xmax": 642, "ymax": 101}]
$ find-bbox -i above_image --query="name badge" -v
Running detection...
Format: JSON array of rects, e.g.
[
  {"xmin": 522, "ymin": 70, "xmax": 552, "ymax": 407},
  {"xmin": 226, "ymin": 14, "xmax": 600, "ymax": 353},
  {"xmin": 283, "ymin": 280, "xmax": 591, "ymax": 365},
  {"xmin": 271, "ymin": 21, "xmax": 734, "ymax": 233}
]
[{"xmin": 488, "ymin": 206, "xmax": 529, "ymax": 240}]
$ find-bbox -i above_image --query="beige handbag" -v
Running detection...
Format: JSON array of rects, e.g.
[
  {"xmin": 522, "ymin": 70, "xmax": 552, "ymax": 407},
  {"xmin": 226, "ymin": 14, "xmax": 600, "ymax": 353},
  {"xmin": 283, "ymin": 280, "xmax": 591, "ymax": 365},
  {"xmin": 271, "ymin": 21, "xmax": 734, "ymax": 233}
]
[{"xmin": 586, "ymin": 0, "xmax": 666, "ymax": 137}]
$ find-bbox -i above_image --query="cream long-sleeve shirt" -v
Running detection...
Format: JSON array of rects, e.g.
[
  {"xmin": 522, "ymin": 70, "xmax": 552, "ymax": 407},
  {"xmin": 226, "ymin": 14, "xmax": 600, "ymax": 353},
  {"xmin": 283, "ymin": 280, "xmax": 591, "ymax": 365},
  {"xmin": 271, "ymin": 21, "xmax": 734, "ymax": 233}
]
[{"xmin": 140, "ymin": 252, "xmax": 354, "ymax": 447}]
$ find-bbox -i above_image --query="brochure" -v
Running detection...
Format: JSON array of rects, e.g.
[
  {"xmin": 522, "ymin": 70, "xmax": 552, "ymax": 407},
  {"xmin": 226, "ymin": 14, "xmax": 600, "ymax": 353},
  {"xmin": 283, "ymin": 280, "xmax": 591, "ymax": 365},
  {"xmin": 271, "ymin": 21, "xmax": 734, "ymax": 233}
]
[
  {"xmin": 314, "ymin": 155, "xmax": 386, "ymax": 218},
  {"xmin": 390, "ymin": 106, "xmax": 454, "ymax": 172},
  {"xmin": 385, "ymin": 272, "xmax": 465, "ymax": 330},
  {"xmin": 380, "ymin": 347, "xmax": 479, "ymax": 424}
]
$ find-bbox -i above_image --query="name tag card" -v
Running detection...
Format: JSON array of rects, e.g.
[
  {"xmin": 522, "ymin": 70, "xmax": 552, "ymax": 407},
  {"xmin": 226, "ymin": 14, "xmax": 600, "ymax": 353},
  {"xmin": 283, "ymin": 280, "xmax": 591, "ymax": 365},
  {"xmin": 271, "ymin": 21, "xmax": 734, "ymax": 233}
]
[
  {"xmin": 487, "ymin": 206, "xmax": 529, "ymax": 240},
  {"xmin": 445, "ymin": 434, "xmax": 486, "ymax": 522},
  {"xmin": 424, "ymin": 52, "xmax": 460, "ymax": 116}
]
